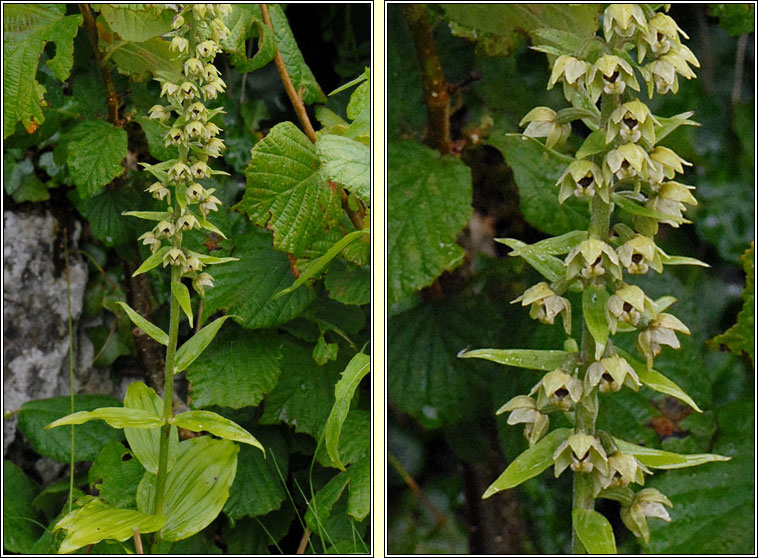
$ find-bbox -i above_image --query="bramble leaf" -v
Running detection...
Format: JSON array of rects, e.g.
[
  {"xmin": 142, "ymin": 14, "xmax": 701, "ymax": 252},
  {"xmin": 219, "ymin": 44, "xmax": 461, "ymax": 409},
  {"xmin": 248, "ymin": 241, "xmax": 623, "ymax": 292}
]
[
  {"xmin": 236, "ymin": 122, "xmax": 341, "ymax": 255},
  {"xmin": 388, "ymin": 140, "xmax": 472, "ymax": 303}
]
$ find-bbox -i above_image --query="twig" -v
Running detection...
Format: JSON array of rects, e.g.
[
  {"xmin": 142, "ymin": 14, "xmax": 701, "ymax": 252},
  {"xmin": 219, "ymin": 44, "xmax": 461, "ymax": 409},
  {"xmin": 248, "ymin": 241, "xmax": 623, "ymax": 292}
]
[
  {"xmin": 261, "ymin": 4, "xmax": 365, "ymax": 230},
  {"xmin": 296, "ymin": 527, "xmax": 311, "ymax": 555},
  {"xmin": 731, "ymin": 33, "xmax": 747, "ymax": 104},
  {"xmin": 388, "ymin": 452, "xmax": 447, "ymax": 526},
  {"xmin": 133, "ymin": 527, "xmax": 144, "ymax": 554},
  {"xmin": 695, "ymin": 6, "xmax": 714, "ymax": 94},
  {"xmin": 78, "ymin": 4, "xmax": 121, "ymax": 125},
  {"xmin": 260, "ymin": 4, "xmax": 317, "ymax": 143},
  {"xmin": 402, "ymin": 4, "xmax": 452, "ymax": 154}
]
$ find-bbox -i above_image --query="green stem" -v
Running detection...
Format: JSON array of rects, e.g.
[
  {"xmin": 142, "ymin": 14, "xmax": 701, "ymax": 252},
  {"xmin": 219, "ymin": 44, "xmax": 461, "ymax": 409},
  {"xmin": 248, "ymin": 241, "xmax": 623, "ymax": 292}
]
[
  {"xmin": 152, "ymin": 264, "xmax": 181, "ymax": 540},
  {"xmin": 64, "ymin": 229, "xmax": 75, "ymax": 513}
]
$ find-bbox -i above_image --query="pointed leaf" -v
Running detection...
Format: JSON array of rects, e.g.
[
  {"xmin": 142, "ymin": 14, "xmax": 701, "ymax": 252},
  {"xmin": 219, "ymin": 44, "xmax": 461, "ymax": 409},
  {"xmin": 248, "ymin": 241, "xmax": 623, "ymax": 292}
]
[
  {"xmin": 484, "ymin": 428, "xmax": 571, "ymax": 497},
  {"xmin": 54, "ymin": 499, "xmax": 166, "ymax": 554},
  {"xmin": 45, "ymin": 407, "xmax": 164, "ymax": 430},
  {"xmin": 576, "ymin": 129, "xmax": 607, "ymax": 159},
  {"xmin": 123, "ymin": 382, "xmax": 178, "ymax": 475},
  {"xmin": 573, "ymin": 508, "xmax": 617, "ymax": 554},
  {"xmin": 654, "ymin": 111, "xmax": 699, "ymax": 144},
  {"xmin": 116, "ymin": 301, "xmax": 168, "ymax": 345},
  {"xmin": 613, "ymin": 193, "xmax": 688, "ymax": 224},
  {"xmin": 137, "ymin": 437, "xmax": 238, "ymax": 541},
  {"xmin": 171, "ymin": 410, "xmax": 265, "ymax": 454},
  {"xmin": 171, "ymin": 281, "xmax": 193, "ymax": 328},
  {"xmin": 174, "ymin": 315, "xmax": 231, "ymax": 373},
  {"xmin": 616, "ymin": 348, "xmax": 702, "ymax": 412},
  {"xmin": 583, "ymin": 285, "xmax": 610, "ymax": 360},
  {"xmin": 122, "ymin": 210, "xmax": 172, "ymax": 221},
  {"xmin": 458, "ymin": 348, "xmax": 569, "ymax": 371},
  {"xmin": 506, "ymin": 230, "xmax": 588, "ymax": 257},
  {"xmin": 613, "ymin": 438, "xmax": 731, "ymax": 469},
  {"xmin": 324, "ymin": 353, "xmax": 370, "ymax": 471},
  {"xmin": 347, "ymin": 457, "xmax": 370, "ymax": 521},
  {"xmin": 660, "ymin": 254, "xmax": 710, "ymax": 267},
  {"xmin": 274, "ymin": 230, "xmax": 369, "ymax": 299},
  {"xmin": 304, "ymin": 471, "xmax": 350, "ymax": 534},
  {"xmin": 497, "ymin": 238, "xmax": 566, "ymax": 282},
  {"xmin": 132, "ymin": 246, "xmax": 170, "ymax": 277}
]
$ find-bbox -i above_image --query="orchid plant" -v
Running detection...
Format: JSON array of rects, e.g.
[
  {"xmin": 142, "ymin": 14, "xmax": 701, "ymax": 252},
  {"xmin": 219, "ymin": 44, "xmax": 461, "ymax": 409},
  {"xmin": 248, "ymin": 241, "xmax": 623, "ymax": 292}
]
[{"xmin": 459, "ymin": 4, "xmax": 730, "ymax": 553}]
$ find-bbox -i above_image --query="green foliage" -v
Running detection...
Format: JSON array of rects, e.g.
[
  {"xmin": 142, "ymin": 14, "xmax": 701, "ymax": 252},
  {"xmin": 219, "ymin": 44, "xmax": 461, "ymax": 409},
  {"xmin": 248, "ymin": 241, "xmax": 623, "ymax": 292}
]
[
  {"xmin": 387, "ymin": 141, "xmax": 472, "ymax": 304},
  {"xmin": 3, "ymin": 4, "xmax": 82, "ymax": 137},
  {"xmin": 88, "ymin": 441, "xmax": 146, "ymax": 509},
  {"xmin": 572, "ymin": 509, "xmax": 616, "ymax": 554},
  {"xmin": 3, "ymin": 462, "xmax": 44, "ymax": 554},
  {"xmin": 709, "ymin": 4, "xmax": 755, "ymax": 36},
  {"xmin": 18, "ymin": 395, "xmax": 124, "ymax": 463},
  {"xmin": 709, "ymin": 243, "xmax": 755, "ymax": 365}
]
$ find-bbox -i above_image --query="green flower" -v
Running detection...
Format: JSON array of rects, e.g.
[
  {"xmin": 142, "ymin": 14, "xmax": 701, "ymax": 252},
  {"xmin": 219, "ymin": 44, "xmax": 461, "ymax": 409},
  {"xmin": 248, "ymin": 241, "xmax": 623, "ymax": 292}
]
[
  {"xmin": 621, "ymin": 488, "xmax": 673, "ymax": 543},
  {"xmin": 557, "ymin": 159, "xmax": 607, "ymax": 203},
  {"xmin": 192, "ymin": 272, "xmax": 214, "ymax": 297},
  {"xmin": 530, "ymin": 369, "xmax": 583, "ymax": 411},
  {"xmin": 607, "ymin": 283, "xmax": 646, "ymax": 333},
  {"xmin": 497, "ymin": 395, "xmax": 550, "ymax": 446},
  {"xmin": 147, "ymin": 182, "xmax": 170, "ymax": 202},
  {"xmin": 617, "ymin": 234, "xmax": 663, "ymax": 274},
  {"xmin": 606, "ymin": 99, "xmax": 658, "ymax": 145},
  {"xmin": 566, "ymin": 238, "xmax": 623, "ymax": 282},
  {"xmin": 138, "ymin": 231, "xmax": 162, "ymax": 253},
  {"xmin": 586, "ymin": 354, "xmax": 641, "ymax": 394},
  {"xmin": 637, "ymin": 13, "xmax": 688, "ymax": 62},
  {"xmin": 513, "ymin": 282, "xmax": 572, "ymax": 335},
  {"xmin": 647, "ymin": 181, "xmax": 698, "ymax": 226},
  {"xmin": 603, "ymin": 142, "xmax": 653, "ymax": 183},
  {"xmin": 637, "ymin": 312, "xmax": 690, "ymax": 367},
  {"xmin": 548, "ymin": 55, "xmax": 590, "ymax": 101},
  {"xmin": 587, "ymin": 54, "xmax": 640, "ymax": 102},
  {"xmin": 603, "ymin": 4, "xmax": 648, "ymax": 42},
  {"xmin": 648, "ymin": 146, "xmax": 692, "ymax": 183},
  {"xmin": 553, "ymin": 432, "xmax": 609, "ymax": 477},
  {"xmin": 644, "ymin": 46, "xmax": 700, "ymax": 95},
  {"xmin": 520, "ymin": 107, "xmax": 571, "ymax": 149},
  {"xmin": 597, "ymin": 452, "xmax": 651, "ymax": 495}
]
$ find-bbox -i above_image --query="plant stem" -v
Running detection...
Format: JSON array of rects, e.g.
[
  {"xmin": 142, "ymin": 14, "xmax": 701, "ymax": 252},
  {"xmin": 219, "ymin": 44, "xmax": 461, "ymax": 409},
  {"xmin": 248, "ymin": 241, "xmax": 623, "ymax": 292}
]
[
  {"xmin": 402, "ymin": 3, "xmax": 452, "ymax": 154},
  {"xmin": 152, "ymin": 264, "xmax": 181, "ymax": 539},
  {"xmin": 64, "ymin": 229, "xmax": 75, "ymax": 513}
]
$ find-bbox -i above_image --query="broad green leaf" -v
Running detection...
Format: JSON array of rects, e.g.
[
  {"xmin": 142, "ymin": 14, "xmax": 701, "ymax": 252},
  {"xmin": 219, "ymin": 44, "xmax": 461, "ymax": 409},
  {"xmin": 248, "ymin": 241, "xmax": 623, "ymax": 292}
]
[
  {"xmin": 572, "ymin": 508, "xmax": 617, "ymax": 554},
  {"xmin": 46, "ymin": 407, "xmax": 164, "ymax": 430},
  {"xmin": 75, "ymin": 187, "xmax": 141, "ymax": 246},
  {"xmin": 171, "ymin": 281, "xmax": 193, "ymax": 328},
  {"xmin": 490, "ymin": 134, "xmax": 590, "ymax": 235},
  {"xmin": 201, "ymin": 228, "xmax": 315, "ymax": 329},
  {"xmin": 3, "ymin": 461, "xmax": 43, "ymax": 553},
  {"xmin": 442, "ymin": 4, "xmax": 601, "ymax": 56},
  {"xmin": 616, "ymin": 348, "xmax": 702, "ymax": 412},
  {"xmin": 171, "ymin": 410, "xmax": 265, "ymax": 454},
  {"xmin": 305, "ymin": 471, "xmax": 350, "ymax": 534},
  {"xmin": 274, "ymin": 230, "xmax": 369, "ymax": 299},
  {"xmin": 116, "ymin": 301, "xmax": 168, "ymax": 345},
  {"xmin": 106, "ymin": 36, "xmax": 182, "ymax": 82},
  {"xmin": 388, "ymin": 140, "xmax": 472, "ymax": 303},
  {"xmin": 123, "ymin": 382, "xmax": 178, "ymax": 475},
  {"xmin": 497, "ymin": 238, "xmax": 567, "ymax": 282},
  {"xmin": 506, "ymin": 230, "xmax": 588, "ymax": 256},
  {"xmin": 647, "ymin": 400, "xmax": 754, "ymax": 554},
  {"xmin": 613, "ymin": 193, "xmax": 688, "ymax": 224},
  {"xmin": 324, "ymin": 261, "xmax": 370, "ymax": 305},
  {"xmin": 223, "ymin": 428, "xmax": 289, "ymax": 521},
  {"xmin": 88, "ymin": 440, "xmax": 146, "ymax": 510},
  {"xmin": 98, "ymin": 4, "xmax": 173, "ymax": 42},
  {"xmin": 236, "ymin": 121, "xmax": 341, "ymax": 255},
  {"xmin": 174, "ymin": 315, "xmax": 231, "ymax": 373},
  {"xmin": 137, "ymin": 436, "xmax": 239, "ymax": 541},
  {"xmin": 483, "ymin": 428, "xmax": 571, "ymax": 497},
  {"xmin": 17, "ymin": 395, "xmax": 123, "ymax": 463},
  {"xmin": 63, "ymin": 120, "xmax": 128, "ymax": 198},
  {"xmin": 389, "ymin": 298, "xmax": 503, "ymax": 428},
  {"xmin": 54, "ymin": 498, "xmax": 166, "ymax": 554},
  {"xmin": 267, "ymin": 4, "xmax": 326, "ymax": 104},
  {"xmin": 709, "ymin": 3, "xmax": 754, "ymax": 36},
  {"xmin": 613, "ymin": 438, "xmax": 731, "ymax": 469},
  {"xmin": 576, "ymin": 130, "xmax": 607, "ymax": 159},
  {"xmin": 709, "ymin": 243, "xmax": 754, "ymax": 365},
  {"xmin": 3, "ymin": 5, "xmax": 82, "ymax": 137},
  {"xmin": 347, "ymin": 457, "xmax": 370, "ymax": 521},
  {"xmin": 136, "ymin": 115, "xmax": 178, "ymax": 161},
  {"xmin": 260, "ymin": 339, "xmax": 339, "ymax": 437},
  {"xmin": 186, "ymin": 324, "xmax": 281, "ymax": 410},
  {"xmin": 316, "ymin": 134, "xmax": 370, "ymax": 200},
  {"xmin": 324, "ymin": 353, "xmax": 370, "ymax": 471},
  {"xmin": 583, "ymin": 285, "xmax": 610, "ymax": 360},
  {"xmin": 459, "ymin": 348, "xmax": 569, "ymax": 371},
  {"xmin": 224, "ymin": 7, "xmax": 277, "ymax": 72}
]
